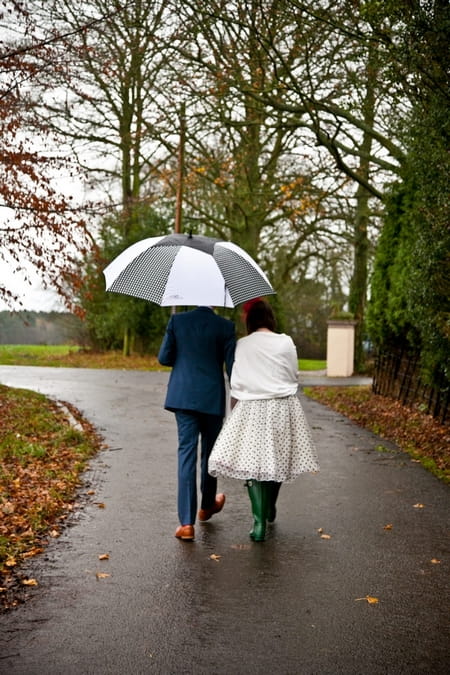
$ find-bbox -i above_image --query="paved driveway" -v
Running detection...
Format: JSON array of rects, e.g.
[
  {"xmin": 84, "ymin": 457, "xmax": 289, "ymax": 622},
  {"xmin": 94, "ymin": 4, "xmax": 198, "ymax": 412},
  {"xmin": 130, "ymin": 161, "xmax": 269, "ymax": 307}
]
[{"xmin": 0, "ymin": 366, "xmax": 449, "ymax": 674}]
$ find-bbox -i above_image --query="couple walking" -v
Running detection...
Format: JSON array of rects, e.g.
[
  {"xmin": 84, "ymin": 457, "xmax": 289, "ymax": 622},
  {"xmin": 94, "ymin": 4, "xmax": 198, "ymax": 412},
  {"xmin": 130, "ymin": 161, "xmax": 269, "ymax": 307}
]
[{"xmin": 158, "ymin": 299, "xmax": 319, "ymax": 542}]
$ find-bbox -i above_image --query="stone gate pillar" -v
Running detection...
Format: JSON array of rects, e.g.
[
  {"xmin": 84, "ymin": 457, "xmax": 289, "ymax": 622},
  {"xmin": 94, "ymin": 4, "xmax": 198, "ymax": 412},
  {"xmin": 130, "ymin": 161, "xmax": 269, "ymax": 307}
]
[{"xmin": 326, "ymin": 320, "xmax": 357, "ymax": 377}]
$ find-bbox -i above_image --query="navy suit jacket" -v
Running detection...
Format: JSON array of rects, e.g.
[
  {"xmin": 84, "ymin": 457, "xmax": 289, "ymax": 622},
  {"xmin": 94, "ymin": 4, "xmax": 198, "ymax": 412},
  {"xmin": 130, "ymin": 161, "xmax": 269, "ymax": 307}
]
[{"xmin": 158, "ymin": 307, "xmax": 236, "ymax": 417}]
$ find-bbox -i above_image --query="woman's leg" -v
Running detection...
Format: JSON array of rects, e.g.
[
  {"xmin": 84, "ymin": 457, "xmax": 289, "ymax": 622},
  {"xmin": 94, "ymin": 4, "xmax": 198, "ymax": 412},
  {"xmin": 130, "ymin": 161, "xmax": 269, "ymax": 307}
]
[
  {"xmin": 267, "ymin": 481, "xmax": 282, "ymax": 523},
  {"xmin": 246, "ymin": 480, "xmax": 270, "ymax": 542}
]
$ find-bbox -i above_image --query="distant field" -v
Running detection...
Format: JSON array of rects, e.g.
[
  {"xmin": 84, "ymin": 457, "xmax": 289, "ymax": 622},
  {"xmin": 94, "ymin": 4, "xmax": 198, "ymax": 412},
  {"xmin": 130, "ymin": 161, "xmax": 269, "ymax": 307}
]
[
  {"xmin": 0, "ymin": 345, "xmax": 80, "ymax": 365},
  {"xmin": 0, "ymin": 345, "xmax": 162, "ymax": 369},
  {"xmin": 0, "ymin": 345, "xmax": 326, "ymax": 371}
]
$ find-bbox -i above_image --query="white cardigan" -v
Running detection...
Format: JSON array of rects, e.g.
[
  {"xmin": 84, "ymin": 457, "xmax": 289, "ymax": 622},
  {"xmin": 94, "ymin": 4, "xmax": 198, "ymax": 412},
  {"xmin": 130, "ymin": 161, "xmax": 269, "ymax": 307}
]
[{"xmin": 230, "ymin": 331, "xmax": 299, "ymax": 400}]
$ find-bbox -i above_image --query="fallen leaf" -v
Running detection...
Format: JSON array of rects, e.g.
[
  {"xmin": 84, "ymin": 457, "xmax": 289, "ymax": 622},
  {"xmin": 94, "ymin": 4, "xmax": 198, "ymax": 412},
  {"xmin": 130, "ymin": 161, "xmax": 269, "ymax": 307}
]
[
  {"xmin": 87, "ymin": 490, "xmax": 96, "ymax": 495},
  {"xmin": 5, "ymin": 557, "xmax": 17, "ymax": 568},
  {"xmin": 430, "ymin": 558, "xmax": 441, "ymax": 564},
  {"xmin": 366, "ymin": 596, "xmax": 379, "ymax": 604},
  {"xmin": 0, "ymin": 587, "xmax": 7, "ymax": 593},
  {"xmin": 50, "ymin": 529, "xmax": 60, "ymax": 538},
  {"xmin": 317, "ymin": 528, "xmax": 324, "ymax": 534},
  {"xmin": 98, "ymin": 553, "xmax": 110, "ymax": 561},
  {"xmin": 22, "ymin": 547, "xmax": 45, "ymax": 559},
  {"xmin": 383, "ymin": 524, "xmax": 393, "ymax": 530},
  {"xmin": 355, "ymin": 595, "xmax": 379, "ymax": 604},
  {"xmin": 320, "ymin": 533, "xmax": 332, "ymax": 539},
  {"xmin": 96, "ymin": 572, "xmax": 110, "ymax": 580},
  {"xmin": 1, "ymin": 501, "xmax": 15, "ymax": 515},
  {"xmin": 95, "ymin": 502, "xmax": 106, "ymax": 509},
  {"xmin": 413, "ymin": 503, "xmax": 425, "ymax": 509},
  {"xmin": 21, "ymin": 578, "xmax": 38, "ymax": 587},
  {"xmin": 210, "ymin": 554, "xmax": 222, "ymax": 562}
]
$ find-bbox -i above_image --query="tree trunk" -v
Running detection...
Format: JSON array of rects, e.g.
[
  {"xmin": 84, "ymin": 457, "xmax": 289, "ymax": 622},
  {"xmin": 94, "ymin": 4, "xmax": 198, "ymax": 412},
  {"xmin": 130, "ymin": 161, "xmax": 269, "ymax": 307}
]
[
  {"xmin": 349, "ymin": 44, "xmax": 377, "ymax": 372},
  {"xmin": 349, "ymin": 185, "xmax": 369, "ymax": 372},
  {"xmin": 123, "ymin": 326, "xmax": 130, "ymax": 357}
]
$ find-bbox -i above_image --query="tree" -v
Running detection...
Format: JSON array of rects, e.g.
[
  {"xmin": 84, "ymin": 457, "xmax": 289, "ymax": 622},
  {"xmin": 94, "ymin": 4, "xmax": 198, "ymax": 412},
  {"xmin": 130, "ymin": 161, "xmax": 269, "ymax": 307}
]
[
  {"xmin": 35, "ymin": 0, "xmax": 173, "ymax": 232},
  {"xmin": 23, "ymin": 0, "xmax": 178, "ymax": 344},
  {"xmin": 211, "ymin": 0, "xmax": 448, "ymax": 371},
  {"xmin": 367, "ymin": 0, "xmax": 450, "ymax": 385},
  {"xmin": 0, "ymin": 2, "xmax": 92, "ymax": 310},
  {"xmin": 162, "ymin": 0, "xmax": 357, "ymax": 337},
  {"xmin": 157, "ymin": 0, "xmax": 410, "ymax": 368},
  {"xmin": 79, "ymin": 204, "xmax": 171, "ymax": 353},
  {"xmin": 7, "ymin": 0, "xmax": 443, "ymax": 369}
]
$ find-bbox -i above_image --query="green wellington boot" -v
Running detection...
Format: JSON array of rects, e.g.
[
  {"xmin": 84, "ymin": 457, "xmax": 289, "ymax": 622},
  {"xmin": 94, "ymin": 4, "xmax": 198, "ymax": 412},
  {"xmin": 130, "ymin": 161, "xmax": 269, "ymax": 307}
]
[
  {"xmin": 246, "ymin": 480, "xmax": 269, "ymax": 542},
  {"xmin": 267, "ymin": 481, "xmax": 282, "ymax": 523}
]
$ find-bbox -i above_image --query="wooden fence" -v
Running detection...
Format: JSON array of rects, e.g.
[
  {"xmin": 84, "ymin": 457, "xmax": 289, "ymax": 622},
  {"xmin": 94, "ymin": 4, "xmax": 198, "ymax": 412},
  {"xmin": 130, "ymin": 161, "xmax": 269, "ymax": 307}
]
[{"xmin": 372, "ymin": 350, "xmax": 450, "ymax": 426}]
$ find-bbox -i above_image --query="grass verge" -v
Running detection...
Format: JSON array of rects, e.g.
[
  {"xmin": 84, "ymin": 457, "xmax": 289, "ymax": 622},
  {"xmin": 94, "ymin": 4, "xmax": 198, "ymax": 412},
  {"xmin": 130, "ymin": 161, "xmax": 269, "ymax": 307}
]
[
  {"xmin": 0, "ymin": 384, "xmax": 104, "ymax": 609},
  {"xmin": 0, "ymin": 345, "xmax": 164, "ymax": 370},
  {"xmin": 304, "ymin": 386, "xmax": 450, "ymax": 484},
  {"xmin": 0, "ymin": 345, "xmax": 325, "ymax": 372},
  {"xmin": 298, "ymin": 359, "xmax": 326, "ymax": 371}
]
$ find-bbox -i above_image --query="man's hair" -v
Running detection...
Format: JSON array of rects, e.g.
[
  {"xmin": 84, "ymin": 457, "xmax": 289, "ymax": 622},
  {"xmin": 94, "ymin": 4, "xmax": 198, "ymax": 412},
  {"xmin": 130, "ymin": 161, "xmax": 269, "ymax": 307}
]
[{"xmin": 246, "ymin": 299, "xmax": 276, "ymax": 334}]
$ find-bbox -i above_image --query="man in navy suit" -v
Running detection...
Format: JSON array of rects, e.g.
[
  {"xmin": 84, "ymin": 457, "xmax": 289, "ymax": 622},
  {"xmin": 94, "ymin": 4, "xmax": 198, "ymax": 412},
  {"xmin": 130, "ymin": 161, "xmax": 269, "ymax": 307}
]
[{"xmin": 158, "ymin": 306, "xmax": 236, "ymax": 541}]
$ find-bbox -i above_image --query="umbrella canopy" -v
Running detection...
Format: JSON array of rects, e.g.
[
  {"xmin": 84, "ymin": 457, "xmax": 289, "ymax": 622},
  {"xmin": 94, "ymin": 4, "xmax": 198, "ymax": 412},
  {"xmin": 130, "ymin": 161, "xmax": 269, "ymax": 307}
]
[{"xmin": 103, "ymin": 233, "xmax": 275, "ymax": 308}]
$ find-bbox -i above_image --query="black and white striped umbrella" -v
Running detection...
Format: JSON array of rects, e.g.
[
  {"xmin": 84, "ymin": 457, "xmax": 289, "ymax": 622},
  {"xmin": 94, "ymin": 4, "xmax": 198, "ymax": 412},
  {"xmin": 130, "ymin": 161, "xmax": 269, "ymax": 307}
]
[{"xmin": 103, "ymin": 233, "xmax": 275, "ymax": 308}]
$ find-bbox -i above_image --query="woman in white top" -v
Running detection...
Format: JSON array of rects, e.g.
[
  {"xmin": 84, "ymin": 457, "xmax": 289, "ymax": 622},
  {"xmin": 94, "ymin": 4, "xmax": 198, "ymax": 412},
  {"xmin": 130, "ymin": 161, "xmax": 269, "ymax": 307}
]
[{"xmin": 208, "ymin": 298, "xmax": 319, "ymax": 541}]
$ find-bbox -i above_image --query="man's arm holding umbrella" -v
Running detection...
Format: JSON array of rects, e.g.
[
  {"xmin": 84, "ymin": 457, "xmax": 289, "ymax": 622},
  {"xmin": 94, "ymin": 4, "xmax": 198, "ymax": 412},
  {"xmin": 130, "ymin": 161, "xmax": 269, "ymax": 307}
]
[
  {"xmin": 224, "ymin": 322, "xmax": 237, "ymax": 410},
  {"xmin": 158, "ymin": 316, "xmax": 176, "ymax": 367}
]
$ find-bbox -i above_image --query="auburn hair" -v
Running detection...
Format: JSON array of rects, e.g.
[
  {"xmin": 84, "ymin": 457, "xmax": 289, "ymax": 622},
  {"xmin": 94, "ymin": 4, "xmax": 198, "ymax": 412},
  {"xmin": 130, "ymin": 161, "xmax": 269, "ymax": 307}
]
[{"xmin": 245, "ymin": 299, "xmax": 276, "ymax": 334}]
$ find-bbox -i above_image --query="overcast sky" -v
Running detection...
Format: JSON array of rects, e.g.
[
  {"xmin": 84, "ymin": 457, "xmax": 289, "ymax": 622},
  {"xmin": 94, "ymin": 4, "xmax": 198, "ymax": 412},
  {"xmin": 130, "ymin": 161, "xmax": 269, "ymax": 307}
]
[{"xmin": 0, "ymin": 260, "xmax": 65, "ymax": 313}]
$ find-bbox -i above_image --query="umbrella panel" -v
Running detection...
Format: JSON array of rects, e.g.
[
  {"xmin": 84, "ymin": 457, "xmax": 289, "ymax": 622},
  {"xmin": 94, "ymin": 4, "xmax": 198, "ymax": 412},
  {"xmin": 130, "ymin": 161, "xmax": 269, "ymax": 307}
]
[
  {"xmin": 161, "ymin": 246, "xmax": 233, "ymax": 307},
  {"xmin": 107, "ymin": 245, "xmax": 178, "ymax": 304},
  {"xmin": 214, "ymin": 244, "xmax": 275, "ymax": 306},
  {"xmin": 103, "ymin": 235, "xmax": 166, "ymax": 290}
]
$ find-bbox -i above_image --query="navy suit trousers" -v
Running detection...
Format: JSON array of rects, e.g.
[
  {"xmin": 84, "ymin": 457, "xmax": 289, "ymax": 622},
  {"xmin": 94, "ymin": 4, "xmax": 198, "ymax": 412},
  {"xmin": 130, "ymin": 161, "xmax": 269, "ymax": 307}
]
[{"xmin": 175, "ymin": 411, "xmax": 223, "ymax": 525}]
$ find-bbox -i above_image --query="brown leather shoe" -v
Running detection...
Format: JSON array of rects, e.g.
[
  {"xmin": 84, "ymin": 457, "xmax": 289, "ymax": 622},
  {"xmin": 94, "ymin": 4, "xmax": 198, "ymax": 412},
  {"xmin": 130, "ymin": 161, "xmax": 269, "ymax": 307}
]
[
  {"xmin": 175, "ymin": 525, "xmax": 195, "ymax": 541},
  {"xmin": 198, "ymin": 493, "xmax": 226, "ymax": 522}
]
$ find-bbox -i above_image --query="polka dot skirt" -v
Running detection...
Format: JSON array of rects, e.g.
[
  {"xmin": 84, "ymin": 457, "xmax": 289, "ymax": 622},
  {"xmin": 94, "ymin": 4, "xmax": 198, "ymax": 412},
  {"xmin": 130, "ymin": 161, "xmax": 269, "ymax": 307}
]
[{"xmin": 208, "ymin": 395, "xmax": 320, "ymax": 483}]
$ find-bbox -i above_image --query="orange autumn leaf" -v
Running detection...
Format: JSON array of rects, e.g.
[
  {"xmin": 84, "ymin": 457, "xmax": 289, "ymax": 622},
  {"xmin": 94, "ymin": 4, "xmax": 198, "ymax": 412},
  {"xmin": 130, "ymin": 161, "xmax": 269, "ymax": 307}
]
[
  {"xmin": 210, "ymin": 554, "xmax": 222, "ymax": 562},
  {"xmin": 355, "ymin": 595, "xmax": 379, "ymax": 604},
  {"xmin": 96, "ymin": 572, "xmax": 110, "ymax": 580},
  {"xmin": 21, "ymin": 578, "xmax": 38, "ymax": 587},
  {"xmin": 1, "ymin": 501, "xmax": 15, "ymax": 515},
  {"xmin": 98, "ymin": 553, "xmax": 110, "ymax": 561},
  {"xmin": 22, "ymin": 547, "xmax": 45, "ymax": 559}
]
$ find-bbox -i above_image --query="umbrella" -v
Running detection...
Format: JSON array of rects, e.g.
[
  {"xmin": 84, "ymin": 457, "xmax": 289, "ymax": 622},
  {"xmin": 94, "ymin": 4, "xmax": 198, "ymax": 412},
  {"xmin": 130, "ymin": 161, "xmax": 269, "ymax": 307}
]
[{"xmin": 103, "ymin": 232, "xmax": 275, "ymax": 308}]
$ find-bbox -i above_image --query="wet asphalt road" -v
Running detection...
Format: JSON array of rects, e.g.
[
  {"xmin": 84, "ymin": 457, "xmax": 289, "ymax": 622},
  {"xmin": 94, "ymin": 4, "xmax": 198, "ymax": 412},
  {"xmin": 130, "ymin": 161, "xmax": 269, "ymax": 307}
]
[{"xmin": 0, "ymin": 366, "xmax": 449, "ymax": 675}]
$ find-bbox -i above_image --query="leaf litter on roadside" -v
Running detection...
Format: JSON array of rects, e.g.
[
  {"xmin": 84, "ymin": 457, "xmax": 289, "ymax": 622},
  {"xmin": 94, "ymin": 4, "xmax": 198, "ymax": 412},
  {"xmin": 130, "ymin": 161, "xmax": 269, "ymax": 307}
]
[
  {"xmin": 0, "ymin": 384, "xmax": 103, "ymax": 610},
  {"xmin": 305, "ymin": 386, "xmax": 449, "ymax": 483}
]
